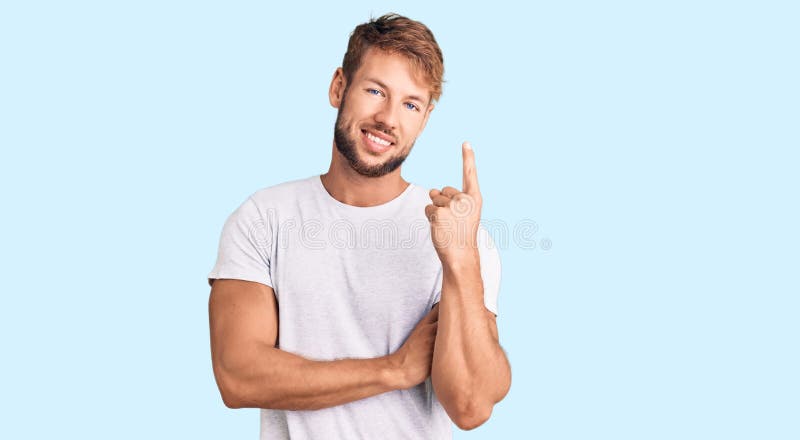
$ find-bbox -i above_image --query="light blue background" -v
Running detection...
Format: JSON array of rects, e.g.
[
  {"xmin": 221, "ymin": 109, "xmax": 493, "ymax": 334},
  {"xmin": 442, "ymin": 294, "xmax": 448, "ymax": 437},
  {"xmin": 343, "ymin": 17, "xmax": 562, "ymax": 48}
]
[{"xmin": 1, "ymin": 1, "xmax": 798, "ymax": 438}]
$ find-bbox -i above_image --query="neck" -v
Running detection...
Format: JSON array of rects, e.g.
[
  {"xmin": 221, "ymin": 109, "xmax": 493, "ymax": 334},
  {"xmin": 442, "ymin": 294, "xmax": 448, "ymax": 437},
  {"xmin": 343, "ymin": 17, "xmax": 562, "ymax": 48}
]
[{"xmin": 320, "ymin": 143, "xmax": 409, "ymax": 207}]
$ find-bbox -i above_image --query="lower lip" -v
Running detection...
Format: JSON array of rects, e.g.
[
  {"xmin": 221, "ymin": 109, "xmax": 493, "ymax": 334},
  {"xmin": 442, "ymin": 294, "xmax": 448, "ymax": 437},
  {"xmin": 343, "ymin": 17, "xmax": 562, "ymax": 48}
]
[{"xmin": 361, "ymin": 130, "xmax": 393, "ymax": 154}]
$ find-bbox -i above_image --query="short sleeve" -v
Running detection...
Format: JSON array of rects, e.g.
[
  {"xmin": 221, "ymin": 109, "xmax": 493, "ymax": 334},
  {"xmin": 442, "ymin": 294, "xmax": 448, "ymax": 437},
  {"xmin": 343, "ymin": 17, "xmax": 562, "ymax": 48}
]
[
  {"xmin": 477, "ymin": 226, "xmax": 502, "ymax": 315},
  {"xmin": 207, "ymin": 197, "xmax": 274, "ymax": 288}
]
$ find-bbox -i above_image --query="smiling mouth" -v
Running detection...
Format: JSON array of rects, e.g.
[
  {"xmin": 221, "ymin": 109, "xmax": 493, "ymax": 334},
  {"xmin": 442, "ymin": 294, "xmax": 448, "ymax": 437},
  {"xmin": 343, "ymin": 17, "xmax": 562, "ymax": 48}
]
[{"xmin": 362, "ymin": 129, "xmax": 394, "ymax": 147}]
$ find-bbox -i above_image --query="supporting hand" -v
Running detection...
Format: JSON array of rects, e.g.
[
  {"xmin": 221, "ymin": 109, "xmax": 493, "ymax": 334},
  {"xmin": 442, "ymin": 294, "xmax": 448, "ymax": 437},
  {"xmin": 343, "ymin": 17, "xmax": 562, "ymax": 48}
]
[{"xmin": 388, "ymin": 304, "xmax": 440, "ymax": 389}]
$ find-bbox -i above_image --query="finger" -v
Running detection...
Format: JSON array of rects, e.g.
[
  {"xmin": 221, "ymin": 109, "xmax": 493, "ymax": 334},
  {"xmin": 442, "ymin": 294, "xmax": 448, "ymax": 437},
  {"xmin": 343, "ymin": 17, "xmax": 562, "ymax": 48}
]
[
  {"xmin": 428, "ymin": 304, "xmax": 440, "ymax": 322},
  {"xmin": 429, "ymin": 188, "xmax": 441, "ymax": 200},
  {"xmin": 440, "ymin": 186, "xmax": 460, "ymax": 198},
  {"xmin": 422, "ymin": 303, "xmax": 439, "ymax": 323},
  {"xmin": 431, "ymin": 195, "xmax": 451, "ymax": 207},
  {"xmin": 462, "ymin": 141, "xmax": 480, "ymax": 196},
  {"xmin": 424, "ymin": 204, "xmax": 437, "ymax": 222}
]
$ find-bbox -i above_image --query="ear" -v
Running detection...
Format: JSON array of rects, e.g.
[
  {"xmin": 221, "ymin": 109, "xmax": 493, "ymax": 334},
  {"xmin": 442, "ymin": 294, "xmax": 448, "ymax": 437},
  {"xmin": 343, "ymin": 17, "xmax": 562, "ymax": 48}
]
[{"xmin": 329, "ymin": 68, "xmax": 346, "ymax": 108}]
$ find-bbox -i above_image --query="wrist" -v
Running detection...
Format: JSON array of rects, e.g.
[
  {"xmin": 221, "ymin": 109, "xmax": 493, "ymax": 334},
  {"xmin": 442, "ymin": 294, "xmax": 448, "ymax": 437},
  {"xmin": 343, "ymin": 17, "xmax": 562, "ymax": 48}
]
[
  {"xmin": 441, "ymin": 249, "xmax": 480, "ymax": 273},
  {"xmin": 380, "ymin": 354, "xmax": 407, "ymax": 390}
]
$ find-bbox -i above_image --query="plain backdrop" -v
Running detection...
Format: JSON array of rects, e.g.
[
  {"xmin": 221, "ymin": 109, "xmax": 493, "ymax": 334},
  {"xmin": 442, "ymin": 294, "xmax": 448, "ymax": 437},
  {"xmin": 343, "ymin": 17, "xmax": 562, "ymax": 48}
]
[{"xmin": 1, "ymin": 1, "xmax": 798, "ymax": 439}]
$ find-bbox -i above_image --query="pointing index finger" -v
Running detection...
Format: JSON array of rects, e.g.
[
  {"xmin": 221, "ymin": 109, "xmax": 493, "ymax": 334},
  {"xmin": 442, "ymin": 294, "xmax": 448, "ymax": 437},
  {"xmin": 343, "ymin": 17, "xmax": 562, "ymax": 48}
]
[{"xmin": 462, "ymin": 141, "xmax": 480, "ymax": 196}]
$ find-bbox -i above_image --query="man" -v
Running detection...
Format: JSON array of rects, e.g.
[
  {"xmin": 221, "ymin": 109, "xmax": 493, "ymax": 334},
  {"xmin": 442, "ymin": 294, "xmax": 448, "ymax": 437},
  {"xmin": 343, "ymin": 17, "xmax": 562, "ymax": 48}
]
[{"xmin": 207, "ymin": 13, "xmax": 511, "ymax": 439}]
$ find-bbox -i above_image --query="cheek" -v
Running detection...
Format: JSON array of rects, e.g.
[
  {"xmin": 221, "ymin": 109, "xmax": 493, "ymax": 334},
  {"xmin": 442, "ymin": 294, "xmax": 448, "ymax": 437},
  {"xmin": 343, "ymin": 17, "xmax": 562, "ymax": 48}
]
[
  {"xmin": 347, "ymin": 94, "xmax": 378, "ymax": 113},
  {"xmin": 402, "ymin": 114, "xmax": 426, "ymax": 135}
]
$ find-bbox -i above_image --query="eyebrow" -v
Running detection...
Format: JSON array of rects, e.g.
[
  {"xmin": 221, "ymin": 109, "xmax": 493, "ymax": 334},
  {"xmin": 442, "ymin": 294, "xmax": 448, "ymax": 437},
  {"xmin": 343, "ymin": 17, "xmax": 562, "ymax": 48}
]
[{"xmin": 365, "ymin": 78, "xmax": 427, "ymax": 105}]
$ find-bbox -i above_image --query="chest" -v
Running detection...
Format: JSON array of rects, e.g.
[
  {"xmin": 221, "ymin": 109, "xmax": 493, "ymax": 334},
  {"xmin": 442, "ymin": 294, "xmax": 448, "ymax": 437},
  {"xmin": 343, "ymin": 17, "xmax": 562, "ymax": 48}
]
[{"xmin": 270, "ymin": 218, "xmax": 442, "ymax": 358}]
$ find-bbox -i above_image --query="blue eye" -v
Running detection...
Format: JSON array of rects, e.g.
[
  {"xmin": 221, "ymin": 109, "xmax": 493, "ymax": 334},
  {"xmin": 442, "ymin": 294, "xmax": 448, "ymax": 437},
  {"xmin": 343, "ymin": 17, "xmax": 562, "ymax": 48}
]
[
  {"xmin": 405, "ymin": 103, "xmax": 419, "ymax": 111},
  {"xmin": 367, "ymin": 88, "xmax": 382, "ymax": 96}
]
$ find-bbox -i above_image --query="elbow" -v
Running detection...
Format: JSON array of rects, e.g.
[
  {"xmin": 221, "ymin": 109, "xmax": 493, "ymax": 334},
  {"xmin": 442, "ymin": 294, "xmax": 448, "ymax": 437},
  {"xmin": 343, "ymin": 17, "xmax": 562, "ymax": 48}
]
[
  {"xmin": 454, "ymin": 374, "xmax": 511, "ymax": 430},
  {"xmin": 432, "ymin": 376, "xmax": 497, "ymax": 430},
  {"xmin": 215, "ymin": 370, "xmax": 246, "ymax": 409},
  {"xmin": 213, "ymin": 363, "xmax": 263, "ymax": 409},
  {"xmin": 453, "ymin": 378, "xmax": 510, "ymax": 429},
  {"xmin": 221, "ymin": 392, "xmax": 244, "ymax": 409},
  {"xmin": 452, "ymin": 401, "xmax": 493, "ymax": 431},
  {"xmin": 215, "ymin": 365, "xmax": 284, "ymax": 409},
  {"xmin": 433, "ymin": 376, "xmax": 509, "ymax": 430}
]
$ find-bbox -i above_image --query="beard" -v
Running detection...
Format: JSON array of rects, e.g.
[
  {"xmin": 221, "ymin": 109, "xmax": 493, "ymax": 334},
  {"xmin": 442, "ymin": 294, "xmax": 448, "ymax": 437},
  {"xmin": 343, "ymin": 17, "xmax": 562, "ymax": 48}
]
[{"xmin": 333, "ymin": 95, "xmax": 414, "ymax": 178}]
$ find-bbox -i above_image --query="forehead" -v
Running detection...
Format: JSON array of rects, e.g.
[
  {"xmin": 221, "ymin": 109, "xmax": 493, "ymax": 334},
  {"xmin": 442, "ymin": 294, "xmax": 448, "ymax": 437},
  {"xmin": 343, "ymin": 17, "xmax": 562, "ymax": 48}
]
[{"xmin": 353, "ymin": 48, "xmax": 432, "ymax": 102}]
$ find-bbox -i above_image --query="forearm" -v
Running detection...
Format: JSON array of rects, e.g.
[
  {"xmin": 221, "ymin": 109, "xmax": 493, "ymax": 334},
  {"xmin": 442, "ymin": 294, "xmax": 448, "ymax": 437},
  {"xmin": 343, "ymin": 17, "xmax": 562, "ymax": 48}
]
[
  {"xmin": 431, "ymin": 253, "xmax": 511, "ymax": 428},
  {"xmin": 216, "ymin": 343, "xmax": 401, "ymax": 411}
]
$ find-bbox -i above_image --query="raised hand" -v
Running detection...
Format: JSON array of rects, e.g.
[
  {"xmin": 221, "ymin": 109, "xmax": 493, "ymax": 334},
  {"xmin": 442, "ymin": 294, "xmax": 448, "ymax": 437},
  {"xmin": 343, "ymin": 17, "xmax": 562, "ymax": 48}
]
[{"xmin": 425, "ymin": 142, "xmax": 483, "ymax": 266}]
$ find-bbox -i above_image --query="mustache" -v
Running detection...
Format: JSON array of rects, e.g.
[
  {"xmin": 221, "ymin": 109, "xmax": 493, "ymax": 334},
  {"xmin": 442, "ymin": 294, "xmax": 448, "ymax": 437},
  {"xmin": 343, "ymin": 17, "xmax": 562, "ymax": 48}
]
[{"xmin": 364, "ymin": 123, "xmax": 397, "ymax": 140}]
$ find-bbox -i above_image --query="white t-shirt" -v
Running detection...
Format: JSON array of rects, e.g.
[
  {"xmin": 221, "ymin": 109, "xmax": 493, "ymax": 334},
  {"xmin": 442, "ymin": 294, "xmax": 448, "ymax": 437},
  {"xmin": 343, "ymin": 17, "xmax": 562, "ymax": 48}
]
[{"xmin": 208, "ymin": 175, "xmax": 501, "ymax": 439}]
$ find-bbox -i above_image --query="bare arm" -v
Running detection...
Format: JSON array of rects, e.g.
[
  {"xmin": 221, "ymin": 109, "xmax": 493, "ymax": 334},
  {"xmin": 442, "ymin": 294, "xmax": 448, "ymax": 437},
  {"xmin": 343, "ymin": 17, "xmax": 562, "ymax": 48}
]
[
  {"xmin": 208, "ymin": 279, "xmax": 437, "ymax": 410},
  {"xmin": 425, "ymin": 143, "xmax": 512, "ymax": 430},
  {"xmin": 431, "ymin": 255, "xmax": 511, "ymax": 430}
]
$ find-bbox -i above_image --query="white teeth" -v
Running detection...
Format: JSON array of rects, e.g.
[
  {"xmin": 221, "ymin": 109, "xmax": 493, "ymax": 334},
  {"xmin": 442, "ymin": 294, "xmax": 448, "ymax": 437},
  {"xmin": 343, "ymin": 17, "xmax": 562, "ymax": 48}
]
[{"xmin": 366, "ymin": 132, "xmax": 391, "ymax": 146}]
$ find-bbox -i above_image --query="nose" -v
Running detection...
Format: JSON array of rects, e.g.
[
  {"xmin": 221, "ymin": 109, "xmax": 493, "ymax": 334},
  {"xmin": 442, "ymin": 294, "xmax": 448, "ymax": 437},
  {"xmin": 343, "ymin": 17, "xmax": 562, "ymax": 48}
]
[{"xmin": 374, "ymin": 100, "xmax": 399, "ymax": 131}]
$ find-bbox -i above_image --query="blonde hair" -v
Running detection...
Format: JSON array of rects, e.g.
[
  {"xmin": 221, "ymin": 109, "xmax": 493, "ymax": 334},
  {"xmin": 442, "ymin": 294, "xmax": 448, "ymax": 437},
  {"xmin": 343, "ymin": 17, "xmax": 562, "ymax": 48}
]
[{"xmin": 342, "ymin": 13, "xmax": 445, "ymax": 103}]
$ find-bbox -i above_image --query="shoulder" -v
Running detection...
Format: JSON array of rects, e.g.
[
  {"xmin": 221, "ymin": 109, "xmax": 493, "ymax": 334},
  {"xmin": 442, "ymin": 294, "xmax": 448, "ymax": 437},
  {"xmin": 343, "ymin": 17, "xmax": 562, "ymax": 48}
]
[
  {"xmin": 221, "ymin": 176, "xmax": 318, "ymax": 230},
  {"xmin": 248, "ymin": 175, "xmax": 318, "ymax": 209}
]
